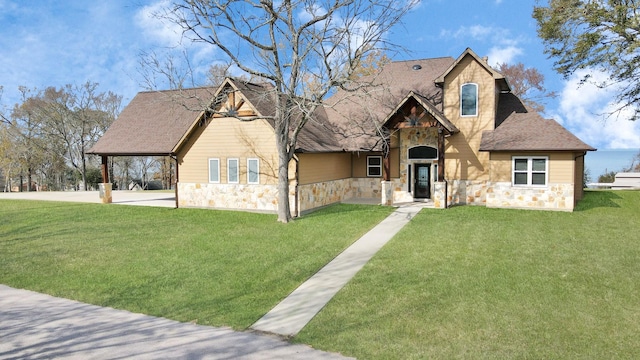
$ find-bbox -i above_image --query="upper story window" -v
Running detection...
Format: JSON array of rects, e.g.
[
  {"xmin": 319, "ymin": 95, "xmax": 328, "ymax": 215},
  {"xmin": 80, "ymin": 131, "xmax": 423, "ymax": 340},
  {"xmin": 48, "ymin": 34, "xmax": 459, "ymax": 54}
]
[
  {"xmin": 513, "ymin": 157, "xmax": 548, "ymax": 186},
  {"xmin": 461, "ymin": 83, "xmax": 478, "ymax": 117}
]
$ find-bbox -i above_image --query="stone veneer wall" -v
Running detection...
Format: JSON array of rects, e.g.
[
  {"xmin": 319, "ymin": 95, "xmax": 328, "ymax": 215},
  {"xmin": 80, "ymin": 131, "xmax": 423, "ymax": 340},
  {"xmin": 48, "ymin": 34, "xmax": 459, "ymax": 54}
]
[
  {"xmin": 486, "ymin": 182, "xmax": 575, "ymax": 211},
  {"xmin": 178, "ymin": 182, "xmax": 280, "ymax": 212},
  {"xmin": 447, "ymin": 180, "xmax": 488, "ymax": 206},
  {"xmin": 297, "ymin": 178, "xmax": 352, "ymax": 213}
]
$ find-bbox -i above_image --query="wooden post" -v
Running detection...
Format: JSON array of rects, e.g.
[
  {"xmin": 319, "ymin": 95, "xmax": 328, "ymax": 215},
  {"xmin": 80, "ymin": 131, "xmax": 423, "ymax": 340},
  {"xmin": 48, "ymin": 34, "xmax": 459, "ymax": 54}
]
[
  {"xmin": 101, "ymin": 156, "xmax": 109, "ymax": 183},
  {"xmin": 437, "ymin": 128, "xmax": 445, "ymax": 182},
  {"xmin": 383, "ymin": 154, "xmax": 391, "ymax": 181},
  {"xmin": 174, "ymin": 156, "xmax": 179, "ymax": 209},
  {"xmin": 99, "ymin": 155, "xmax": 112, "ymax": 203}
]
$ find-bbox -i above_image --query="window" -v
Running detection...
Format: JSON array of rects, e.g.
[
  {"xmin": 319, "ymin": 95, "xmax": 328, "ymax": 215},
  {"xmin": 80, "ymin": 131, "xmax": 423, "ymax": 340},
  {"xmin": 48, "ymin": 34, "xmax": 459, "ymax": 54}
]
[
  {"xmin": 227, "ymin": 158, "xmax": 239, "ymax": 183},
  {"xmin": 247, "ymin": 158, "xmax": 259, "ymax": 184},
  {"xmin": 367, "ymin": 156, "xmax": 382, "ymax": 177},
  {"xmin": 461, "ymin": 83, "xmax": 478, "ymax": 116},
  {"xmin": 408, "ymin": 146, "xmax": 438, "ymax": 160},
  {"xmin": 208, "ymin": 158, "xmax": 220, "ymax": 183},
  {"xmin": 513, "ymin": 157, "xmax": 548, "ymax": 186}
]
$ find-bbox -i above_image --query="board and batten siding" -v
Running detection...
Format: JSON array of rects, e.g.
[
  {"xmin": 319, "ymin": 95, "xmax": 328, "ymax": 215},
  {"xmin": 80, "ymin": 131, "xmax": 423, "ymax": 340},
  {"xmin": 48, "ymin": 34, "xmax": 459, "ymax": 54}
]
[
  {"xmin": 177, "ymin": 117, "xmax": 279, "ymax": 185},
  {"xmin": 489, "ymin": 152, "xmax": 576, "ymax": 184},
  {"xmin": 441, "ymin": 55, "xmax": 496, "ymax": 182}
]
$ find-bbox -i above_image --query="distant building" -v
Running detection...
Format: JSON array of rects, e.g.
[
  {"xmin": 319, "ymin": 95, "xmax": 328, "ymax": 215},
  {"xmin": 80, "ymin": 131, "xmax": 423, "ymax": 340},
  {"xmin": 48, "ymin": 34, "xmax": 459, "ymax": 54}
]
[{"xmin": 611, "ymin": 173, "xmax": 640, "ymax": 190}]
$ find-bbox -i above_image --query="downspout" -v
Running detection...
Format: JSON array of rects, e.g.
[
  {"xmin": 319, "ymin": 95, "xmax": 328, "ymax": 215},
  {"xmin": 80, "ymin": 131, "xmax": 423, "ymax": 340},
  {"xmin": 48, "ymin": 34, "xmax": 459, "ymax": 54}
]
[
  {"xmin": 293, "ymin": 154, "xmax": 300, "ymax": 217},
  {"xmin": 171, "ymin": 154, "xmax": 179, "ymax": 209}
]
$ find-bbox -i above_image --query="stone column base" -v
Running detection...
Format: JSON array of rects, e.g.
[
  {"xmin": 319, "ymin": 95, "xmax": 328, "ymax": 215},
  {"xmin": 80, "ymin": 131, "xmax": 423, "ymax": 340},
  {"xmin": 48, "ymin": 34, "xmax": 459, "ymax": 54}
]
[
  {"xmin": 381, "ymin": 181, "xmax": 393, "ymax": 206},
  {"xmin": 99, "ymin": 183, "xmax": 112, "ymax": 204},
  {"xmin": 433, "ymin": 181, "xmax": 447, "ymax": 209}
]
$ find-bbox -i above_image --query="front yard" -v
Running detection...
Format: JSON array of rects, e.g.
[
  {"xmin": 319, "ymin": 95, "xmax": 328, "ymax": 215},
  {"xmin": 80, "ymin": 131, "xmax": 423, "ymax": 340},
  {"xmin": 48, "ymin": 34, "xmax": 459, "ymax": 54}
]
[
  {"xmin": 1, "ymin": 190, "xmax": 639, "ymax": 358},
  {"xmin": 296, "ymin": 191, "xmax": 640, "ymax": 358}
]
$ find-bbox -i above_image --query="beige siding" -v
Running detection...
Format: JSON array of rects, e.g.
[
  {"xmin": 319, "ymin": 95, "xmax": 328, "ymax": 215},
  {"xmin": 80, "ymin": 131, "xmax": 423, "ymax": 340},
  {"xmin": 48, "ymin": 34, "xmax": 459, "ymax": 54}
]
[
  {"xmin": 489, "ymin": 152, "xmax": 576, "ymax": 184},
  {"xmin": 177, "ymin": 117, "xmax": 278, "ymax": 185},
  {"xmin": 297, "ymin": 153, "xmax": 351, "ymax": 185},
  {"xmin": 442, "ymin": 55, "xmax": 496, "ymax": 181}
]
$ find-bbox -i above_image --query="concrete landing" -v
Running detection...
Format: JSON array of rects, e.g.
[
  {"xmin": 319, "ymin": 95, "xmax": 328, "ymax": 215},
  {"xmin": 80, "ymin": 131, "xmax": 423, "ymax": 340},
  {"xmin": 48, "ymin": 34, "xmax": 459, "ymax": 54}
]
[{"xmin": 250, "ymin": 204, "xmax": 425, "ymax": 337}]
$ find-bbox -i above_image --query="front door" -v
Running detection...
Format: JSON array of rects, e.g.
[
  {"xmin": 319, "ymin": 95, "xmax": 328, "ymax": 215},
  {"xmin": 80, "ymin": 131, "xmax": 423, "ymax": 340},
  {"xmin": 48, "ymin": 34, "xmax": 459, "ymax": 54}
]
[{"xmin": 415, "ymin": 164, "xmax": 430, "ymax": 199}]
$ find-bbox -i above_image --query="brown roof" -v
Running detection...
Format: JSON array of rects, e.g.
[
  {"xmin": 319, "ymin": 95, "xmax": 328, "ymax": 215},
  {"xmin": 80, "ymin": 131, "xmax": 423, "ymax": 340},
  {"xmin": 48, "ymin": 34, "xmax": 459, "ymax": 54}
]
[
  {"xmin": 324, "ymin": 57, "xmax": 455, "ymax": 151},
  {"xmin": 480, "ymin": 110, "xmax": 596, "ymax": 152},
  {"xmin": 87, "ymin": 87, "xmax": 215, "ymax": 156}
]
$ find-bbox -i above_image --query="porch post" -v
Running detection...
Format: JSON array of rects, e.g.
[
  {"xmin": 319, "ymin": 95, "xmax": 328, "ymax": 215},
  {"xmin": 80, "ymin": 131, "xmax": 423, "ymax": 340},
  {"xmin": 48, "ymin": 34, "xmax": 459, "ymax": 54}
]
[
  {"xmin": 381, "ymin": 136, "xmax": 393, "ymax": 205},
  {"xmin": 435, "ymin": 128, "xmax": 448, "ymax": 209},
  {"xmin": 174, "ymin": 155, "xmax": 179, "ymax": 209},
  {"xmin": 99, "ymin": 155, "xmax": 112, "ymax": 204},
  {"xmin": 437, "ymin": 128, "xmax": 445, "ymax": 182}
]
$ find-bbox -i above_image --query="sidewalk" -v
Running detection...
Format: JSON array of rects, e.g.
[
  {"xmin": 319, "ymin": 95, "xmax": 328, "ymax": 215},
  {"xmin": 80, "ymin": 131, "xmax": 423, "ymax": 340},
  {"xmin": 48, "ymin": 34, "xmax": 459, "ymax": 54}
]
[
  {"xmin": 0, "ymin": 285, "xmax": 352, "ymax": 360},
  {"xmin": 0, "ymin": 190, "xmax": 175, "ymax": 207},
  {"xmin": 251, "ymin": 203, "xmax": 425, "ymax": 336}
]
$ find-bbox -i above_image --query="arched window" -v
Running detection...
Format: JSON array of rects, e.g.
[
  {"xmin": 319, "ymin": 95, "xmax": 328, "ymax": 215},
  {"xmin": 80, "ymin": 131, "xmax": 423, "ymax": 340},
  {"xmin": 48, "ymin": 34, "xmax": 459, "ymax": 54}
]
[
  {"xmin": 461, "ymin": 83, "xmax": 478, "ymax": 116},
  {"xmin": 408, "ymin": 146, "xmax": 438, "ymax": 160}
]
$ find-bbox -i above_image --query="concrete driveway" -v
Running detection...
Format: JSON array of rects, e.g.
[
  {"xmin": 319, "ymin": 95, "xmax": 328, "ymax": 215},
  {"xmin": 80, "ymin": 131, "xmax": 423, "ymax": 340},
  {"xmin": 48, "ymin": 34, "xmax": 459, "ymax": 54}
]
[
  {"xmin": 0, "ymin": 285, "xmax": 351, "ymax": 359},
  {"xmin": 0, "ymin": 190, "xmax": 176, "ymax": 208}
]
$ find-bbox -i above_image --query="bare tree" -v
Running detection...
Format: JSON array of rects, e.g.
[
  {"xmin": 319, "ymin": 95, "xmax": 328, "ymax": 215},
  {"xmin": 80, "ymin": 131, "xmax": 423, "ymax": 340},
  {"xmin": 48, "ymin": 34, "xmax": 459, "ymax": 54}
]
[
  {"xmin": 153, "ymin": 0, "xmax": 416, "ymax": 222},
  {"xmin": 496, "ymin": 62, "xmax": 557, "ymax": 113}
]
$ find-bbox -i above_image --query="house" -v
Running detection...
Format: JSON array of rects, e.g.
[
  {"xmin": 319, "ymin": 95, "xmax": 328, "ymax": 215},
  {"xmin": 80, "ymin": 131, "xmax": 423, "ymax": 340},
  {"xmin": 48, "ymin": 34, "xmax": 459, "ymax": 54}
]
[
  {"xmin": 611, "ymin": 173, "xmax": 640, "ymax": 189},
  {"xmin": 88, "ymin": 48, "xmax": 595, "ymax": 214}
]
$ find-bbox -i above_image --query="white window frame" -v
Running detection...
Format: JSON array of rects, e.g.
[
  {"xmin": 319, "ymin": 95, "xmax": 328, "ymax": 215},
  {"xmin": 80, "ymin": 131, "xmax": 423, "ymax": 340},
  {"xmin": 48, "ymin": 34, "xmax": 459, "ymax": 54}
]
[
  {"xmin": 227, "ymin": 158, "xmax": 239, "ymax": 184},
  {"xmin": 512, "ymin": 156, "xmax": 548, "ymax": 187},
  {"xmin": 247, "ymin": 158, "xmax": 260, "ymax": 184},
  {"xmin": 460, "ymin": 83, "xmax": 478, "ymax": 117},
  {"xmin": 367, "ymin": 156, "xmax": 383, "ymax": 177},
  {"xmin": 208, "ymin": 158, "xmax": 220, "ymax": 183}
]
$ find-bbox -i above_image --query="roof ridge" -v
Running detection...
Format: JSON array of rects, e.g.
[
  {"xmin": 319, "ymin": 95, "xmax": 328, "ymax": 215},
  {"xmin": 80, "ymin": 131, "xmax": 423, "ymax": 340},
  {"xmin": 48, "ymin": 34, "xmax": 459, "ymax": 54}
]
[{"xmin": 390, "ymin": 56, "xmax": 454, "ymax": 64}]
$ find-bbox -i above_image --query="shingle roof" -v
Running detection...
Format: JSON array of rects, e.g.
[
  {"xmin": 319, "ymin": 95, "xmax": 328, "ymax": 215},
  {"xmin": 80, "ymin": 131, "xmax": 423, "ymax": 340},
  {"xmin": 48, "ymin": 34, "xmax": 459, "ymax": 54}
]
[
  {"xmin": 480, "ymin": 110, "xmax": 596, "ymax": 152},
  {"xmin": 324, "ymin": 57, "xmax": 455, "ymax": 151},
  {"xmin": 87, "ymin": 87, "xmax": 215, "ymax": 156}
]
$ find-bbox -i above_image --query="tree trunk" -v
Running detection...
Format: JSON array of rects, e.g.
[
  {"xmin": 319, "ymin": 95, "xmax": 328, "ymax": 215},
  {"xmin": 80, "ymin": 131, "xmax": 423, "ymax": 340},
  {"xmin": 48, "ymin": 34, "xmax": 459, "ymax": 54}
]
[{"xmin": 276, "ymin": 144, "xmax": 292, "ymax": 223}]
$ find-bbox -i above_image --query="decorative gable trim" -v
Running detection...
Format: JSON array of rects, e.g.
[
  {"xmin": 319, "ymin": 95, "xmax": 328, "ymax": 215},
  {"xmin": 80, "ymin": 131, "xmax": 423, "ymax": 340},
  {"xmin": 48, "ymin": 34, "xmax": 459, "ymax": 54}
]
[{"xmin": 382, "ymin": 91, "xmax": 459, "ymax": 135}]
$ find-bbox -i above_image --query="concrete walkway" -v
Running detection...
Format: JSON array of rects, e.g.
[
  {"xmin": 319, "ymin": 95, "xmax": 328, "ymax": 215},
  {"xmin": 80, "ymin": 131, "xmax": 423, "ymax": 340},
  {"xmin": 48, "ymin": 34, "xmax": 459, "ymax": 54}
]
[
  {"xmin": 0, "ymin": 190, "xmax": 175, "ymax": 207},
  {"xmin": 0, "ymin": 285, "xmax": 352, "ymax": 360},
  {"xmin": 251, "ymin": 203, "xmax": 425, "ymax": 337}
]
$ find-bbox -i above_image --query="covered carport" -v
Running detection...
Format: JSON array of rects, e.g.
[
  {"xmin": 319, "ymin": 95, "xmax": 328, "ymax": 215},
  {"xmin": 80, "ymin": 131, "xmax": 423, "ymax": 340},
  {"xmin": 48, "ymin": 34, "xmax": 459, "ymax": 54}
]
[{"xmin": 86, "ymin": 88, "xmax": 215, "ymax": 208}]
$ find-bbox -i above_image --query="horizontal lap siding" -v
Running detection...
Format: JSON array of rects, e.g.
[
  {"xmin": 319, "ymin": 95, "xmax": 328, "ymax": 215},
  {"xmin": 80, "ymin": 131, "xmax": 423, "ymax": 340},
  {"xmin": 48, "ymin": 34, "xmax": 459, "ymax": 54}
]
[
  {"xmin": 297, "ymin": 153, "xmax": 351, "ymax": 185},
  {"xmin": 178, "ymin": 117, "xmax": 278, "ymax": 184},
  {"xmin": 442, "ymin": 56, "xmax": 495, "ymax": 182},
  {"xmin": 489, "ymin": 152, "xmax": 575, "ymax": 184}
]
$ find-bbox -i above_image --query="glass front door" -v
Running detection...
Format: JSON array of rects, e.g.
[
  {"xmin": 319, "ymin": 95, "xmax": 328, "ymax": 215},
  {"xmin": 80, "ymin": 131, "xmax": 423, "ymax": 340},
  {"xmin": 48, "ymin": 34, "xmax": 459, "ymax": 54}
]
[{"xmin": 414, "ymin": 164, "xmax": 430, "ymax": 199}]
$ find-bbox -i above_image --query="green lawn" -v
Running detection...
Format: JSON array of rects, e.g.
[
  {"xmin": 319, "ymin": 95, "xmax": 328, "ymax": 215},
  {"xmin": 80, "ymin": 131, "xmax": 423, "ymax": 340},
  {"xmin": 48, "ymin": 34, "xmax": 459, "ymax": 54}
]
[
  {"xmin": 0, "ymin": 200, "xmax": 393, "ymax": 329},
  {"xmin": 296, "ymin": 190, "xmax": 640, "ymax": 359}
]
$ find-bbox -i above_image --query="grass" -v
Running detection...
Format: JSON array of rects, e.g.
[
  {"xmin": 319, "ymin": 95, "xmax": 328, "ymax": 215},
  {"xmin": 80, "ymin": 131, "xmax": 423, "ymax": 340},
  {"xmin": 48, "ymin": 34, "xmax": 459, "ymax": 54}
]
[
  {"xmin": 295, "ymin": 190, "xmax": 640, "ymax": 359},
  {"xmin": 0, "ymin": 200, "xmax": 393, "ymax": 329}
]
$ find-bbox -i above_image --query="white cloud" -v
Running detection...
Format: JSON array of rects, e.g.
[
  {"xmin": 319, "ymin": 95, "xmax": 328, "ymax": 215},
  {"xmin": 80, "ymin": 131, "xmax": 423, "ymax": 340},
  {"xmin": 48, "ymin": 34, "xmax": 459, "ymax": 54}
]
[
  {"xmin": 440, "ymin": 25, "xmax": 524, "ymax": 65},
  {"xmin": 135, "ymin": 0, "xmax": 184, "ymax": 47},
  {"xmin": 552, "ymin": 69, "xmax": 640, "ymax": 149},
  {"xmin": 487, "ymin": 46, "xmax": 523, "ymax": 66}
]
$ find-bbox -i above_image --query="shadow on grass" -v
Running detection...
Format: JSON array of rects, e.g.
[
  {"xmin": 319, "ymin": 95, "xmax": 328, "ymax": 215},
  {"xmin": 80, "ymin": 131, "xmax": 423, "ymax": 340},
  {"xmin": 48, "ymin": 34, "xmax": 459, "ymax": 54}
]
[{"xmin": 575, "ymin": 190, "xmax": 622, "ymax": 211}]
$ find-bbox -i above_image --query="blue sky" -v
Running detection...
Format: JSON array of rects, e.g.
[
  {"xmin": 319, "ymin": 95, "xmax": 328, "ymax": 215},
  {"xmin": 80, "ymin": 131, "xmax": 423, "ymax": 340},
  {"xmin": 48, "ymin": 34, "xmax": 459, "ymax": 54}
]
[{"xmin": 1, "ymin": 0, "xmax": 639, "ymax": 153}]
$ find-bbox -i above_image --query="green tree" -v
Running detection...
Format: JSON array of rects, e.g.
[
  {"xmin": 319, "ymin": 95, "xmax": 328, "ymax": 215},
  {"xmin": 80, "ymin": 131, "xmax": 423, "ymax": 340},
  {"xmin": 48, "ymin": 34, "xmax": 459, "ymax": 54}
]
[
  {"xmin": 155, "ymin": 0, "xmax": 417, "ymax": 222},
  {"xmin": 533, "ymin": 0, "xmax": 640, "ymax": 120},
  {"xmin": 598, "ymin": 170, "xmax": 617, "ymax": 183}
]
